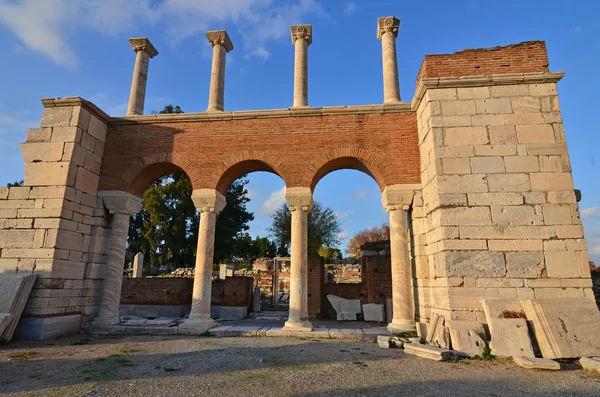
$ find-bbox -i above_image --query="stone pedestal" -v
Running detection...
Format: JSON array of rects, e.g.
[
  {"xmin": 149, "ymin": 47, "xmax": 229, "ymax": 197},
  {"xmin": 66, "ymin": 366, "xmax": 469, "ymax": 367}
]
[
  {"xmin": 205, "ymin": 30, "xmax": 233, "ymax": 112},
  {"xmin": 181, "ymin": 189, "xmax": 226, "ymax": 330},
  {"xmin": 290, "ymin": 25, "xmax": 312, "ymax": 107},
  {"xmin": 126, "ymin": 38, "xmax": 158, "ymax": 116},
  {"xmin": 94, "ymin": 192, "xmax": 143, "ymax": 326},
  {"xmin": 283, "ymin": 187, "xmax": 313, "ymax": 331},
  {"xmin": 132, "ymin": 252, "xmax": 144, "ymax": 278},
  {"xmin": 377, "ymin": 17, "xmax": 401, "ymax": 103}
]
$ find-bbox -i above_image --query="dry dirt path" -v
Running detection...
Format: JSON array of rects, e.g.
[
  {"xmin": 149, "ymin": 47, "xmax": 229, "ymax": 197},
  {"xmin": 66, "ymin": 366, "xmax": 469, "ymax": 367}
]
[{"xmin": 0, "ymin": 334, "xmax": 599, "ymax": 396}]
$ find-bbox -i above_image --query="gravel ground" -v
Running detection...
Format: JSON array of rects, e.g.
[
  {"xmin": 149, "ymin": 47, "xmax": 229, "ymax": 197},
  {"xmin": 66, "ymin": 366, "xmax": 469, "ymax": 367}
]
[{"xmin": 0, "ymin": 334, "xmax": 599, "ymax": 396}]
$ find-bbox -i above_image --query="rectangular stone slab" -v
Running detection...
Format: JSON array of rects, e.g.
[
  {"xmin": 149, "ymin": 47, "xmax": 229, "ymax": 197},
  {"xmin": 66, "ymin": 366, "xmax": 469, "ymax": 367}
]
[
  {"xmin": 488, "ymin": 318, "xmax": 535, "ymax": 358},
  {"xmin": 0, "ymin": 313, "xmax": 14, "ymax": 337},
  {"xmin": 1, "ymin": 274, "xmax": 37, "ymax": 341},
  {"xmin": 363, "ymin": 304, "xmax": 385, "ymax": 322},
  {"xmin": 482, "ymin": 299, "xmax": 525, "ymax": 320},
  {"xmin": 521, "ymin": 298, "xmax": 600, "ymax": 359},
  {"xmin": 513, "ymin": 356, "xmax": 560, "ymax": 370},
  {"xmin": 579, "ymin": 357, "xmax": 600, "ymax": 373},
  {"xmin": 403, "ymin": 343, "xmax": 456, "ymax": 361},
  {"xmin": 448, "ymin": 323, "xmax": 486, "ymax": 357}
]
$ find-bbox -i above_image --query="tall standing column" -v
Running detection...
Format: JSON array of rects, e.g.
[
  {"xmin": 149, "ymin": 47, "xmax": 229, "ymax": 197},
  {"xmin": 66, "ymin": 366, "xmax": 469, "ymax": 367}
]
[
  {"xmin": 382, "ymin": 185, "xmax": 419, "ymax": 333},
  {"xmin": 94, "ymin": 192, "xmax": 143, "ymax": 326},
  {"xmin": 126, "ymin": 38, "xmax": 158, "ymax": 116},
  {"xmin": 181, "ymin": 189, "xmax": 226, "ymax": 330},
  {"xmin": 205, "ymin": 30, "xmax": 234, "ymax": 112},
  {"xmin": 290, "ymin": 25, "xmax": 312, "ymax": 108},
  {"xmin": 377, "ymin": 17, "xmax": 401, "ymax": 103},
  {"xmin": 283, "ymin": 187, "xmax": 313, "ymax": 331}
]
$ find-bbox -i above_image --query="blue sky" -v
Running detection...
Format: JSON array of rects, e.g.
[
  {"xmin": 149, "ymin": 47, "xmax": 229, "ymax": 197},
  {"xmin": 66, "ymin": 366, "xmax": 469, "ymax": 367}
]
[{"xmin": 0, "ymin": 0, "xmax": 598, "ymax": 261}]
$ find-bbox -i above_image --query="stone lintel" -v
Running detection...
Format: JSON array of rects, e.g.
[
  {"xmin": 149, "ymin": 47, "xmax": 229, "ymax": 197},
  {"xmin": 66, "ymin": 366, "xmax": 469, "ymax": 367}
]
[
  {"xmin": 205, "ymin": 30, "xmax": 234, "ymax": 52},
  {"xmin": 377, "ymin": 16, "xmax": 400, "ymax": 40},
  {"xmin": 411, "ymin": 71, "xmax": 565, "ymax": 111},
  {"xmin": 381, "ymin": 184, "xmax": 420, "ymax": 212},
  {"xmin": 290, "ymin": 25, "xmax": 312, "ymax": 45},
  {"xmin": 191, "ymin": 189, "xmax": 226, "ymax": 214},
  {"xmin": 98, "ymin": 191, "xmax": 143, "ymax": 215},
  {"xmin": 128, "ymin": 37, "xmax": 158, "ymax": 58},
  {"xmin": 41, "ymin": 96, "xmax": 110, "ymax": 123},
  {"xmin": 285, "ymin": 187, "xmax": 313, "ymax": 211}
]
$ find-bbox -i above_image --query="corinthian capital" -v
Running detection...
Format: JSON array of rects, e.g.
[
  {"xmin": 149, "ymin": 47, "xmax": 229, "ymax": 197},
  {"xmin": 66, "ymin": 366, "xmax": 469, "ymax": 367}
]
[
  {"xmin": 128, "ymin": 38, "xmax": 158, "ymax": 58},
  {"xmin": 285, "ymin": 187, "xmax": 313, "ymax": 212},
  {"xmin": 290, "ymin": 25, "xmax": 312, "ymax": 45},
  {"xmin": 377, "ymin": 16, "xmax": 400, "ymax": 39},
  {"xmin": 205, "ymin": 30, "xmax": 234, "ymax": 52}
]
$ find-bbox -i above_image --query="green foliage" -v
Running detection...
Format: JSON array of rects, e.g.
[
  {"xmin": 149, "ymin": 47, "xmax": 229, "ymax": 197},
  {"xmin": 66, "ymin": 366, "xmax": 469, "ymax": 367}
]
[
  {"xmin": 155, "ymin": 104, "xmax": 183, "ymax": 114},
  {"xmin": 318, "ymin": 246, "xmax": 343, "ymax": 261},
  {"xmin": 472, "ymin": 343, "xmax": 496, "ymax": 361},
  {"xmin": 268, "ymin": 201, "xmax": 342, "ymax": 256},
  {"xmin": 255, "ymin": 236, "xmax": 277, "ymax": 258},
  {"xmin": 6, "ymin": 180, "xmax": 23, "ymax": 188},
  {"xmin": 394, "ymin": 330, "xmax": 418, "ymax": 339}
]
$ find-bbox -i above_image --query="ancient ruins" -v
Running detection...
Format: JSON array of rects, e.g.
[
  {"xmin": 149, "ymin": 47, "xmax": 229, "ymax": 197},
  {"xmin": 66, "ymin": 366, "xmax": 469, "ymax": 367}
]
[{"xmin": 0, "ymin": 17, "xmax": 598, "ymax": 363}]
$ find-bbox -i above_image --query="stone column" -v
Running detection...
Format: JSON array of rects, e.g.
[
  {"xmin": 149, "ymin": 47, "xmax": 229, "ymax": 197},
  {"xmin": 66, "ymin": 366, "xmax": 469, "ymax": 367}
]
[
  {"xmin": 126, "ymin": 38, "xmax": 158, "ymax": 116},
  {"xmin": 382, "ymin": 184, "xmax": 419, "ymax": 333},
  {"xmin": 283, "ymin": 187, "xmax": 313, "ymax": 331},
  {"xmin": 290, "ymin": 25, "xmax": 312, "ymax": 107},
  {"xmin": 377, "ymin": 17, "xmax": 401, "ymax": 103},
  {"xmin": 94, "ymin": 192, "xmax": 143, "ymax": 326},
  {"xmin": 205, "ymin": 30, "xmax": 234, "ymax": 112},
  {"xmin": 132, "ymin": 252, "xmax": 144, "ymax": 278},
  {"xmin": 181, "ymin": 189, "xmax": 226, "ymax": 330}
]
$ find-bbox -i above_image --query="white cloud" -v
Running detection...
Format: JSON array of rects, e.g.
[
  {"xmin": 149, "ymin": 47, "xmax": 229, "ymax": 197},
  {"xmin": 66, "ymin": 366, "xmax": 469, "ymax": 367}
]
[
  {"xmin": 337, "ymin": 231, "xmax": 347, "ymax": 241},
  {"xmin": 343, "ymin": 1, "xmax": 358, "ymax": 16},
  {"xmin": 335, "ymin": 209, "xmax": 355, "ymax": 220},
  {"xmin": 356, "ymin": 190, "xmax": 370, "ymax": 199},
  {"xmin": 258, "ymin": 186, "xmax": 286, "ymax": 217},
  {"xmin": 581, "ymin": 207, "xmax": 600, "ymax": 218},
  {"xmin": 0, "ymin": 0, "xmax": 324, "ymax": 66}
]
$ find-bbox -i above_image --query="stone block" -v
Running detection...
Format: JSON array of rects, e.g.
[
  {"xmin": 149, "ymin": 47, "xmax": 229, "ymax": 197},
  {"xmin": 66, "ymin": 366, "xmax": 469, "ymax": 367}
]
[
  {"xmin": 488, "ymin": 240, "xmax": 543, "ymax": 251},
  {"xmin": 470, "ymin": 157, "xmax": 505, "ymax": 173},
  {"xmin": 506, "ymin": 252, "xmax": 544, "ymax": 278},
  {"xmin": 363, "ymin": 304, "xmax": 385, "ymax": 322},
  {"xmin": 459, "ymin": 225, "xmax": 556, "ymax": 240},
  {"xmin": 8, "ymin": 187, "xmax": 31, "ymax": 200},
  {"xmin": 545, "ymin": 251, "xmax": 579, "ymax": 278},
  {"xmin": 41, "ymin": 107, "xmax": 73, "ymax": 127},
  {"xmin": 555, "ymin": 225, "xmax": 583, "ymax": 239},
  {"xmin": 435, "ymin": 207, "xmax": 491, "ymax": 226},
  {"xmin": 426, "ymin": 88, "xmax": 457, "ymax": 101},
  {"xmin": 467, "ymin": 192, "xmax": 523, "ymax": 206},
  {"xmin": 81, "ymin": 132, "xmax": 96, "ymax": 152},
  {"xmin": 490, "ymin": 85, "xmax": 529, "ymax": 97},
  {"xmin": 20, "ymin": 143, "xmax": 64, "ymax": 163},
  {"xmin": 62, "ymin": 143, "xmax": 85, "ymax": 166},
  {"xmin": 475, "ymin": 98, "xmax": 512, "ymax": 114},
  {"xmin": 516, "ymin": 124, "xmax": 555, "ymax": 144},
  {"xmin": 511, "ymin": 97, "xmax": 541, "ymax": 114},
  {"xmin": 457, "ymin": 87, "xmax": 489, "ymax": 99},
  {"xmin": 488, "ymin": 173, "xmax": 530, "ymax": 192},
  {"xmin": 337, "ymin": 312, "xmax": 357, "ymax": 321},
  {"xmin": 437, "ymin": 251, "xmax": 505, "ymax": 278},
  {"xmin": 442, "ymin": 158, "xmax": 470, "ymax": 174},
  {"xmin": 471, "ymin": 114, "xmax": 504, "ymax": 126},
  {"xmin": 51, "ymin": 127, "xmax": 82, "ymax": 143},
  {"xmin": 542, "ymin": 205, "xmax": 572, "ymax": 225},
  {"xmin": 488, "ymin": 318, "xmax": 534, "ymax": 358},
  {"xmin": 26, "ymin": 128, "xmax": 52, "ymax": 143},
  {"xmin": 441, "ymin": 100, "xmax": 476, "ymax": 115},
  {"xmin": 403, "ymin": 343, "xmax": 456, "ymax": 361},
  {"xmin": 580, "ymin": 357, "xmax": 600, "ymax": 373},
  {"xmin": 83, "ymin": 150, "xmax": 102, "ymax": 174},
  {"xmin": 504, "ymin": 156, "xmax": 539, "ymax": 173},
  {"xmin": 529, "ymin": 83, "xmax": 557, "ymax": 96},
  {"xmin": 489, "ymin": 126, "xmax": 517, "ymax": 144},
  {"xmin": 513, "ymin": 356, "xmax": 560, "ymax": 370},
  {"xmin": 218, "ymin": 306, "xmax": 248, "ymax": 320},
  {"xmin": 444, "ymin": 127, "xmax": 488, "ymax": 146},
  {"xmin": 526, "ymin": 143, "xmax": 568, "ymax": 156},
  {"xmin": 530, "ymin": 173, "xmax": 574, "ymax": 191},
  {"xmin": 75, "ymin": 167, "xmax": 100, "ymax": 195},
  {"xmin": 474, "ymin": 144, "xmax": 517, "ymax": 156},
  {"xmin": 448, "ymin": 322, "xmax": 486, "ymax": 357},
  {"xmin": 87, "ymin": 115, "xmax": 107, "ymax": 142},
  {"xmin": 437, "ymin": 174, "xmax": 488, "ymax": 193},
  {"xmin": 539, "ymin": 156, "xmax": 563, "ymax": 172},
  {"xmin": 24, "ymin": 162, "xmax": 75, "ymax": 187},
  {"xmin": 491, "ymin": 206, "xmax": 542, "ymax": 225},
  {"xmin": 377, "ymin": 335, "xmax": 391, "ymax": 348},
  {"xmin": 505, "ymin": 113, "xmax": 544, "ymax": 125}
]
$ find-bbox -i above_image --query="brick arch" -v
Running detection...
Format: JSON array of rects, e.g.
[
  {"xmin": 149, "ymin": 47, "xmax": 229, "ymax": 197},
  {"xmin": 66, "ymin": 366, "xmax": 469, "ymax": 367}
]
[
  {"xmin": 123, "ymin": 152, "xmax": 200, "ymax": 196},
  {"xmin": 305, "ymin": 147, "xmax": 392, "ymax": 191},
  {"xmin": 212, "ymin": 151, "xmax": 291, "ymax": 195}
]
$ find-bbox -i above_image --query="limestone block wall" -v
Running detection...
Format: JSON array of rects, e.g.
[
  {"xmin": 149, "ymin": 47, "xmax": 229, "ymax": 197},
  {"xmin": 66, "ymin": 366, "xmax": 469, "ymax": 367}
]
[
  {"xmin": 415, "ymin": 78, "xmax": 592, "ymax": 322},
  {"xmin": 0, "ymin": 98, "xmax": 111, "ymax": 338}
]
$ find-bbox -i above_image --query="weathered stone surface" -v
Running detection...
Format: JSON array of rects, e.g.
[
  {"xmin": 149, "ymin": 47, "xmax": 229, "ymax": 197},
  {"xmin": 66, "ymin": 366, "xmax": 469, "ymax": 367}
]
[
  {"xmin": 40, "ymin": 107, "xmax": 73, "ymax": 127},
  {"xmin": 444, "ymin": 127, "xmax": 488, "ymax": 146},
  {"xmin": 488, "ymin": 318, "xmax": 534, "ymax": 358},
  {"xmin": 580, "ymin": 357, "xmax": 600, "ymax": 373},
  {"xmin": 20, "ymin": 143, "xmax": 64, "ymax": 163},
  {"xmin": 460, "ymin": 225, "xmax": 556, "ymax": 240},
  {"xmin": 504, "ymin": 156, "xmax": 539, "ymax": 173},
  {"xmin": 521, "ymin": 298, "xmax": 600, "ymax": 359},
  {"xmin": 468, "ymin": 192, "xmax": 524, "ymax": 206},
  {"xmin": 448, "ymin": 321, "xmax": 486, "ymax": 357},
  {"xmin": 0, "ymin": 230, "xmax": 35, "ymax": 249},
  {"xmin": 437, "ymin": 174, "xmax": 488, "ymax": 193},
  {"xmin": 491, "ymin": 206, "xmax": 542, "ymax": 226},
  {"xmin": 513, "ymin": 356, "xmax": 560, "ymax": 370},
  {"xmin": 363, "ymin": 304, "xmax": 385, "ymax": 322},
  {"xmin": 0, "ymin": 274, "xmax": 38, "ymax": 341},
  {"xmin": 506, "ymin": 252, "xmax": 544, "ymax": 278},
  {"xmin": 482, "ymin": 299, "xmax": 525, "ymax": 320},
  {"xmin": 377, "ymin": 335, "xmax": 391, "ymax": 349},
  {"xmin": 26, "ymin": 128, "xmax": 52, "ymax": 143},
  {"xmin": 438, "ymin": 251, "xmax": 505, "ymax": 278},
  {"xmin": 545, "ymin": 251, "xmax": 579, "ymax": 278},
  {"xmin": 24, "ymin": 162, "xmax": 75, "ymax": 187},
  {"xmin": 470, "ymin": 157, "xmax": 505, "ymax": 173},
  {"xmin": 530, "ymin": 173, "xmax": 574, "ymax": 191},
  {"xmin": 436, "ymin": 207, "xmax": 491, "ymax": 226},
  {"xmin": 442, "ymin": 158, "xmax": 470, "ymax": 174},
  {"xmin": 337, "ymin": 312, "xmax": 357, "ymax": 321},
  {"xmin": 489, "ymin": 126, "xmax": 517, "ymax": 144},
  {"xmin": 488, "ymin": 173, "xmax": 530, "ymax": 192},
  {"xmin": 403, "ymin": 343, "xmax": 456, "ymax": 361}
]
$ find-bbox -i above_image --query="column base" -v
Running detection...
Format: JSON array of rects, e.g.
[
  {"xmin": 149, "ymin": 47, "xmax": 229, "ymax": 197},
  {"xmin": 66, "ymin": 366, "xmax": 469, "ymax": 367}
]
[
  {"xmin": 282, "ymin": 319, "xmax": 313, "ymax": 332},
  {"xmin": 387, "ymin": 319, "xmax": 416, "ymax": 334},
  {"xmin": 92, "ymin": 316, "xmax": 120, "ymax": 326},
  {"xmin": 180, "ymin": 315, "xmax": 217, "ymax": 331}
]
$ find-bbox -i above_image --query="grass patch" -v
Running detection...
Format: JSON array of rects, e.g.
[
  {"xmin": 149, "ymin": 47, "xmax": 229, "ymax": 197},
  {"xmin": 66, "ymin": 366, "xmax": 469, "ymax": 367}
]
[
  {"xmin": 119, "ymin": 347, "xmax": 144, "ymax": 354},
  {"xmin": 71, "ymin": 338, "xmax": 92, "ymax": 346},
  {"xmin": 8, "ymin": 351, "xmax": 40, "ymax": 361},
  {"xmin": 163, "ymin": 367, "xmax": 180, "ymax": 372},
  {"xmin": 395, "ymin": 330, "xmax": 418, "ymax": 339},
  {"xmin": 471, "ymin": 344, "xmax": 496, "ymax": 361}
]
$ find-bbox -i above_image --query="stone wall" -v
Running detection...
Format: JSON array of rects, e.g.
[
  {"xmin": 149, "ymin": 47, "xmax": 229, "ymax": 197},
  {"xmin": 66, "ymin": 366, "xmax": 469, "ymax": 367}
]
[{"xmin": 307, "ymin": 256, "xmax": 323, "ymax": 316}]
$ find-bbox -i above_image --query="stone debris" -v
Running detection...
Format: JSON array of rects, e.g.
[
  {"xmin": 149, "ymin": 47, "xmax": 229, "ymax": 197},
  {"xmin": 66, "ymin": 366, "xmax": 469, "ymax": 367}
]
[
  {"xmin": 579, "ymin": 357, "xmax": 600, "ymax": 373},
  {"xmin": 488, "ymin": 318, "xmax": 535, "ymax": 358},
  {"xmin": 425, "ymin": 313, "xmax": 450, "ymax": 348},
  {"xmin": 326, "ymin": 294, "xmax": 362, "ymax": 321},
  {"xmin": 425, "ymin": 313, "xmax": 442, "ymax": 343},
  {"xmin": 403, "ymin": 343, "xmax": 457, "ymax": 361},
  {"xmin": 513, "ymin": 356, "xmax": 560, "ymax": 370},
  {"xmin": 0, "ymin": 273, "xmax": 37, "ymax": 341},
  {"xmin": 337, "ymin": 312, "xmax": 357, "ymax": 321},
  {"xmin": 521, "ymin": 298, "xmax": 600, "ymax": 359},
  {"xmin": 159, "ymin": 267, "xmax": 195, "ymax": 278},
  {"xmin": 362, "ymin": 303, "xmax": 385, "ymax": 322},
  {"xmin": 120, "ymin": 316, "xmax": 179, "ymax": 327},
  {"xmin": 390, "ymin": 337, "xmax": 404, "ymax": 348},
  {"xmin": 448, "ymin": 321, "xmax": 486, "ymax": 358},
  {"xmin": 482, "ymin": 299, "xmax": 525, "ymax": 319},
  {"xmin": 377, "ymin": 335, "xmax": 391, "ymax": 349}
]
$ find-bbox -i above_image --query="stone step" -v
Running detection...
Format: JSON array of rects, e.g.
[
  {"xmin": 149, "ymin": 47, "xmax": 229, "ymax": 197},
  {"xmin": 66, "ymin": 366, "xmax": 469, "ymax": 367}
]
[
  {"xmin": 403, "ymin": 343, "xmax": 457, "ymax": 361},
  {"xmin": 513, "ymin": 356, "xmax": 560, "ymax": 370}
]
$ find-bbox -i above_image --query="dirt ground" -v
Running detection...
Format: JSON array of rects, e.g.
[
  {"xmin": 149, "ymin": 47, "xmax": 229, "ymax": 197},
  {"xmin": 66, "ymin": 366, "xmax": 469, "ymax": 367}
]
[{"xmin": 0, "ymin": 334, "xmax": 599, "ymax": 396}]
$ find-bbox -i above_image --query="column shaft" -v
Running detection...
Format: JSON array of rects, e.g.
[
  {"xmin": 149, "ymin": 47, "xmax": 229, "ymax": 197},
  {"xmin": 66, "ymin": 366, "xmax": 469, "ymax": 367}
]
[
  {"xmin": 95, "ymin": 213, "xmax": 131, "ymax": 325},
  {"xmin": 207, "ymin": 44, "xmax": 227, "ymax": 111},
  {"xmin": 126, "ymin": 50, "xmax": 150, "ymax": 116},
  {"xmin": 188, "ymin": 211, "xmax": 218, "ymax": 326},
  {"xmin": 388, "ymin": 208, "xmax": 415, "ymax": 332},
  {"xmin": 283, "ymin": 207, "xmax": 312, "ymax": 331},
  {"xmin": 381, "ymin": 31, "xmax": 401, "ymax": 103},
  {"xmin": 293, "ymin": 38, "xmax": 308, "ymax": 107}
]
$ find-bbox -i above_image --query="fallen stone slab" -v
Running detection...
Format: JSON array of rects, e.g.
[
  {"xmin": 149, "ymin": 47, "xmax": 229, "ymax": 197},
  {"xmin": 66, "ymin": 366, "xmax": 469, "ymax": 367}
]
[
  {"xmin": 337, "ymin": 312, "xmax": 357, "ymax": 321},
  {"xmin": 482, "ymin": 299, "xmax": 525, "ymax": 320},
  {"xmin": 377, "ymin": 335, "xmax": 391, "ymax": 349},
  {"xmin": 0, "ymin": 314, "xmax": 13, "ymax": 337},
  {"xmin": 579, "ymin": 357, "xmax": 600, "ymax": 373},
  {"xmin": 0, "ymin": 273, "xmax": 37, "ymax": 341},
  {"xmin": 448, "ymin": 322, "xmax": 486, "ymax": 358},
  {"xmin": 488, "ymin": 318, "xmax": 534, "ymax": 358},
  {"xmin": 403, "ymin": 343, "xmax": 456, "ymax": 361},
  {"xmin": 363, "ymin": 304, "xmax": 385, "ymax": 322},
  {"xmin": 513, "ymin": 356, "xmax": 560, "ymax": 370},
  {"xmin": 327, "ymin": 294, "xmax": 361, "ymax": 317}
]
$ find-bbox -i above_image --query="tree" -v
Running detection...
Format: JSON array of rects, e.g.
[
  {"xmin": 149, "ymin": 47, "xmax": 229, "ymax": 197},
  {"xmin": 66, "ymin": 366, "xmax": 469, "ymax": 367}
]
[
  {"xmin": 269, "ymin": 201, "xmax": 342, "ymax": 256},
  {"xmin": 318, "ymin": 246, "xmax": 343, "ymax": 262},
  {"xmin": 6, "ymin": 180, "xmax": 23, "ymax": 187},
  {"xmin": 255, "ymin": 236, "xmax": 277, "ymax": 258},
  {"xmin": 347, "ymin": 224, "xmax": 390, "ymax": 258}
]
